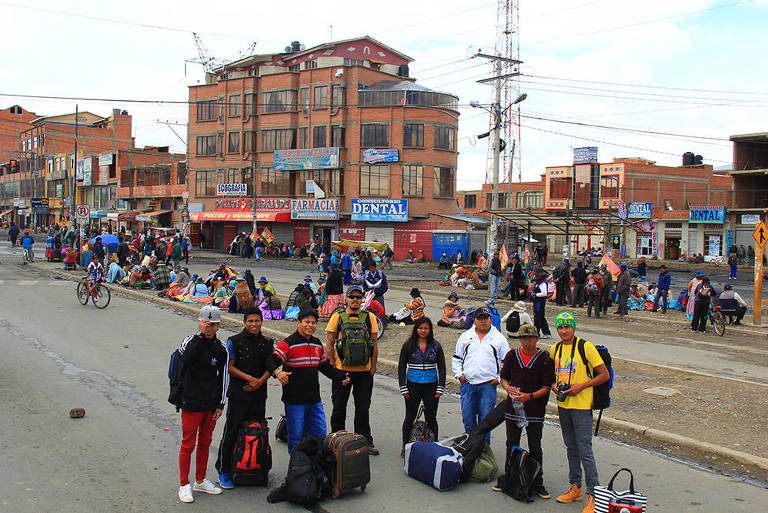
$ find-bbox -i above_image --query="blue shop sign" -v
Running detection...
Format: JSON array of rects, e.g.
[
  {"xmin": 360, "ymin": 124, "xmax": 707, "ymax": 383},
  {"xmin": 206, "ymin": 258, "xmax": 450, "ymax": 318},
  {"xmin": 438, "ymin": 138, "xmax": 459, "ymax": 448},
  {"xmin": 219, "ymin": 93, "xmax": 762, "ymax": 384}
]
[
  {"xmin": 362, "ymin": 148, "xmax": 399, "ymax": 164},
  {"xmin": 351, "ymin": 198, "xmax": 408, "ymax": 222},
  {"xmin": 573, "ymin": 146, "xmax": 598, "ymax": 164},
  {"xmin": 627, "ymin": 202, "xmax": 652, "ymax": 218},
  {"xmin": 689, "ymin": 206, "xmax": 726, "ymax": 224}
]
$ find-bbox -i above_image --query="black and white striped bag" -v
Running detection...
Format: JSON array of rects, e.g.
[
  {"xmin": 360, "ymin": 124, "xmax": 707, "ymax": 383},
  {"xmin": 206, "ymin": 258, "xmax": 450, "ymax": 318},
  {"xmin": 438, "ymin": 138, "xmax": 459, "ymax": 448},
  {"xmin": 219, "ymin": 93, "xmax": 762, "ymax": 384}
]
[{"xmin": 594, "ymin": 468, "xmax": 647, "ymax": 513}]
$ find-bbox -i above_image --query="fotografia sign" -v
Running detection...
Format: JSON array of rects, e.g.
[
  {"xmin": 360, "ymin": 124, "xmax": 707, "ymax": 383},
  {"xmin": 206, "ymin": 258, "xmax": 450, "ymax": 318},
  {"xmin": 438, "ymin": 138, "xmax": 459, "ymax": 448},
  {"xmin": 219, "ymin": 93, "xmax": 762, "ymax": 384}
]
[{"xmin": 216, "ymin": 183, "xmax": 248, "ymax": 196}]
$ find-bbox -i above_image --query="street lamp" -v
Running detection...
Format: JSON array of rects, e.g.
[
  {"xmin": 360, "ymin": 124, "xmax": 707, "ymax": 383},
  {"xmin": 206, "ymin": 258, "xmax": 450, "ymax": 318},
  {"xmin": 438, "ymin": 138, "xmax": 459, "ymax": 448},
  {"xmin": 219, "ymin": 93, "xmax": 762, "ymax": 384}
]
[{"xmin": 471, "ymin": 92, "xmax": 527, "ymax": 252}]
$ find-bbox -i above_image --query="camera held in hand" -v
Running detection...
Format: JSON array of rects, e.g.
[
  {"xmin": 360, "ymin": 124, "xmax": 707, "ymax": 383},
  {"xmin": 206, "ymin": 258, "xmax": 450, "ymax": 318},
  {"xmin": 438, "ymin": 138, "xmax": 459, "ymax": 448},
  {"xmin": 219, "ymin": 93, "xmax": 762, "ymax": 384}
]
[{"xmin": 556, "ymin": 382, "xmax": 571, "ymax": 402}]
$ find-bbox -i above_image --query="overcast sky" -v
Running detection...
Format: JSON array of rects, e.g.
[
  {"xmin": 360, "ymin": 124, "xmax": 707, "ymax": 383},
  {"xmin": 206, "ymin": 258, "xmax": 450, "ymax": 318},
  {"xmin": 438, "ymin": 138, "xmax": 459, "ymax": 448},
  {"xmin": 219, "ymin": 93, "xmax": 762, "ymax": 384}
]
[{"xmin": 2, "ymin": 0, "xmax": 766, "ymax": 190}]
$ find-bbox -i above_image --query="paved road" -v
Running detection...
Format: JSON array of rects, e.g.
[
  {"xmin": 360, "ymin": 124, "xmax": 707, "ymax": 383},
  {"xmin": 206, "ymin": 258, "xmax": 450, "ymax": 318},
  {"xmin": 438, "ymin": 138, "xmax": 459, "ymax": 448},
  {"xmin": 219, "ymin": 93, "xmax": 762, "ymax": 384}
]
[{"xmin": 0, "ymin": 261, "xmax": 765, "ymax": 511}]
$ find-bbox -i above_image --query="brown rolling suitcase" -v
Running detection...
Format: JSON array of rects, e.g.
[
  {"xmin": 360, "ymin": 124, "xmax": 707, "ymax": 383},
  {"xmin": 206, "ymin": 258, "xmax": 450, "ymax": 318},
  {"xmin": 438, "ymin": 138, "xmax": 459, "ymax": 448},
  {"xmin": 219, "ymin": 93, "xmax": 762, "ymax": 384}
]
[{"xmin": 323, "ymin": 431, "xmax": 370, "ymax": 498}]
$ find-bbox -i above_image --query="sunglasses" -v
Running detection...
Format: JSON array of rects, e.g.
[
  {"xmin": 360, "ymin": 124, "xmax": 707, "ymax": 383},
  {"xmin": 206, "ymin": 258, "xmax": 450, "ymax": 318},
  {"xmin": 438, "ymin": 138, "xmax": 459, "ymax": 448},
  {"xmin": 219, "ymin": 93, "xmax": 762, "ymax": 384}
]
[
  {"xmin": 475, "ymin": 314, "xmax": 491, "ymax": 319},
  {"xmin": 348, "ymin": 295, "xmax": 363, "ymax": 300}
]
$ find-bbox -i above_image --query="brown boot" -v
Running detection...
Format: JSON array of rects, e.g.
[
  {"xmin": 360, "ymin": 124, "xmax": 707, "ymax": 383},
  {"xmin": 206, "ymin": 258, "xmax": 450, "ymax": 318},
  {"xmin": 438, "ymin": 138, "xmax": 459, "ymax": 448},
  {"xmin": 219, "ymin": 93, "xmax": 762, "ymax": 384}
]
[
  {"xmin": 581, "ymin": 494, "xmax": 595, "ymax": 513},
  {"xmin": 556, "ymin": 483, "xmax": 583, "ymax": 503}
]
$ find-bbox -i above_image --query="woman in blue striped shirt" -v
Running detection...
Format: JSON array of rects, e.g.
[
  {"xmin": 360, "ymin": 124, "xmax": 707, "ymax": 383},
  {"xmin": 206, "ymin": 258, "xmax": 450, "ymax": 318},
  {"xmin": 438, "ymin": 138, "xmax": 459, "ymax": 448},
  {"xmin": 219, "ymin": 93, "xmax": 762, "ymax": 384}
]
[{"xmin": 397, "ymin": 317, "xmax": 446, "ymax": 453}]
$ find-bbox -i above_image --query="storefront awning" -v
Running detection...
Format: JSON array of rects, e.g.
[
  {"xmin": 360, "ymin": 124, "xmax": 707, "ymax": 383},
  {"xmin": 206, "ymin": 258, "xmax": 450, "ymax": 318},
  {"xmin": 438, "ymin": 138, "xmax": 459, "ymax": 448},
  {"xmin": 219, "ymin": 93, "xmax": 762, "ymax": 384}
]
[
  {"xmin": 190, "ymin": 211, "xmax": 290, "ymax": 222},
  {"xmin": 117, "ymin": 212, "xmax": 139, "ymax": 221},
  {"xmin": 106, "ymin": 212, "xmax": 119, "ymax": 220},
  {"xmin": 137, "ymin": 210, "xmax": 172, "ymax": 221}
]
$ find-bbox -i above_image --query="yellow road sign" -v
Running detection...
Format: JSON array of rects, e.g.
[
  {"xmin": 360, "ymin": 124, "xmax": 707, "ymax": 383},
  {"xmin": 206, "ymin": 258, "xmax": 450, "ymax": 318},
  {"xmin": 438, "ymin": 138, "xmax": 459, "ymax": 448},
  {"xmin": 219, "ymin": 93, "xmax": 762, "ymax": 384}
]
[{"xmin": 753, "ymin": 221, "xmax": 767, "ymax": 249}]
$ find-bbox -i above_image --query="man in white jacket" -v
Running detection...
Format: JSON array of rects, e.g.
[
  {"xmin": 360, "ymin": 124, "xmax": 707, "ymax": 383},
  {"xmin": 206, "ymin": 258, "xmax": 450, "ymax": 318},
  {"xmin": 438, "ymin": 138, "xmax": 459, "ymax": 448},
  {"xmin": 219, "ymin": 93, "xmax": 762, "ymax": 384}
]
[{"xmin": 452, "ymin": 307, "xmax": 510, "ymax": 443}]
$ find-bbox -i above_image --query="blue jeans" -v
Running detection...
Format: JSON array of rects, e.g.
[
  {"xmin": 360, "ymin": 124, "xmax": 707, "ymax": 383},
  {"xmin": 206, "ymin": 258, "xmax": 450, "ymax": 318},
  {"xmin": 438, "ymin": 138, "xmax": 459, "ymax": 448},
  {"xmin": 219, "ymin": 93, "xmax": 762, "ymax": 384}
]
[
  {"xmin": 459, "ymin": 381, "xmax": 497, "ymax": 443},
  {"xmin": 729, "ymin": 265, "xmax": 737, "ymax": 279},
  {"xmin": 490, "ymin": 275, "xmax": 501, "ymax": 298},
  {"xmin": 652, "ymin": 289, "xmax": 668, "ymax": 313},
  {"xmin": 558, "ymin": 407, "xmax": 599, "ymax": 494},
  {"xmin": 284, "ymin": 401, "xmax": 327, "ymax": 453}
]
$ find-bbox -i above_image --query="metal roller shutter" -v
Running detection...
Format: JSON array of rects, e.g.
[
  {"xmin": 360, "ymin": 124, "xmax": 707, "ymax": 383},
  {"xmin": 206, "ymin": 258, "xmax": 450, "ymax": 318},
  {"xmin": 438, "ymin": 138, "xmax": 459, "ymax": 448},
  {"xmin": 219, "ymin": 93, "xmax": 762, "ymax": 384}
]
[
  {"xmin": 270, "ymin": 222, "xmax": 294, "ymax": 243},
  {"xmin": 365, "ymin": 226, "xmax": 395, "ymax": 251}
]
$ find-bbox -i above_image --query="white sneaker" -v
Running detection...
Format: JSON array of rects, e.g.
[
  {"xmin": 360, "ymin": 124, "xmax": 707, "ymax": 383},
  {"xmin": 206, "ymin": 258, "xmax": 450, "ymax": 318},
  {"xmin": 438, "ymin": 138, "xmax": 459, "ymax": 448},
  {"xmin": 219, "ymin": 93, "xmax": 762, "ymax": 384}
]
[
  {"xmin": 178, "ymin": 484, "xmax": 194, "ymax": 503},
  {"xmin": 193, "ymin": 478, "xmax": 223, "ymax": 495}
]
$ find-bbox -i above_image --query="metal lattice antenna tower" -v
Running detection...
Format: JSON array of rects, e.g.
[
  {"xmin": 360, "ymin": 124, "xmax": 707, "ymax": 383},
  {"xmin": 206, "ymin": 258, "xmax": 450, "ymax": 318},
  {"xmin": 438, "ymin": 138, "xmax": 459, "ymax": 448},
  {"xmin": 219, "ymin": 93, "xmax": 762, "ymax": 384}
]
[{"xmin": 483, "ymin": 1, "xmax": 521, "ymax": 188}]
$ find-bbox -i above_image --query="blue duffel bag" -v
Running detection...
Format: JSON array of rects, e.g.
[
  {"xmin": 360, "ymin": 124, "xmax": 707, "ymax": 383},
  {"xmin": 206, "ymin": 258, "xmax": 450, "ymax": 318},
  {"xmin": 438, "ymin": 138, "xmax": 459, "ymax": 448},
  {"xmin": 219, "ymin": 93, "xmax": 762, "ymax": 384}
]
[{"xmin": 404, "ymin": 441, "xmax": 463, "ymax": 491}]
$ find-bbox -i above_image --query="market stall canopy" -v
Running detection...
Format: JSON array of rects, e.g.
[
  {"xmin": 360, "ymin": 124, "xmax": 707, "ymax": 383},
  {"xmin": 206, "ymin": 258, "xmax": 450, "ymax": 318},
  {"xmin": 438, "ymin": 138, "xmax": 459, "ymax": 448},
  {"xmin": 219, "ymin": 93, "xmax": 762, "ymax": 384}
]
[
  {"xmin": 332, "ymin": 239, "xmax": 389, "ymax": 252},
  {"xmin": 485, "ymin": 208, "xmax": 635, "ymax": 235},
  {"xmin": 190, "ymin": 211, "xmax": 290, "ymax": 222},
  {"xmin": 137, "ymin": 210, "xmax": 172, "ymax": 221},
  {"xmin": 431, "ymin": 212, "xmax": 491, "ymax": 226}
]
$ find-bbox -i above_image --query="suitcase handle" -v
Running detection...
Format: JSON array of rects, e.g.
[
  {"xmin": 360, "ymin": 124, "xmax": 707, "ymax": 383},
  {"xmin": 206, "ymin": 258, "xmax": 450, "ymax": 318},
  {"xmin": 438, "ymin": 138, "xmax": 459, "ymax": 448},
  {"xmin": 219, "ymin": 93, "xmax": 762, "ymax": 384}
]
[{"xmin": 606, "ymin": 467, "xmax": 635, "ymax": 494}]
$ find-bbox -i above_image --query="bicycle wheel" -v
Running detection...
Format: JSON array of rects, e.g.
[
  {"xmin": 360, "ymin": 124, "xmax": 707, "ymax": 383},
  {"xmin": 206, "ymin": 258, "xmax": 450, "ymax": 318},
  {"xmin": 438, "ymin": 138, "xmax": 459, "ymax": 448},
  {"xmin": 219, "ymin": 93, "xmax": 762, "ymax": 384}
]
[
  {"xmin": 93, "ymin": 286, "xmax": 111, "ymax": 309},
  {"xmin": 374, "ymin": 314, "xmax": 386, "ymax": 341},
  {"xmin": 76, "ymin": 280, "xmax": 89, "ymax": 305},
  {"xmin": 713, "ymin": 311, "xmax": 726, "ymax": 337}
]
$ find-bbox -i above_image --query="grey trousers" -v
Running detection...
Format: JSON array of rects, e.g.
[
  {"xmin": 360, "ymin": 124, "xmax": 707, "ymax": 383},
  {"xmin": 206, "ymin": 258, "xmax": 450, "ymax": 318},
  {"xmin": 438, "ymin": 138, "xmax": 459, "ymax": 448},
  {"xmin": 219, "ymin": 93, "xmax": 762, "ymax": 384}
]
[{"xmin": 558, "ymin": 407, "xmax": 599, "ymax": 494}]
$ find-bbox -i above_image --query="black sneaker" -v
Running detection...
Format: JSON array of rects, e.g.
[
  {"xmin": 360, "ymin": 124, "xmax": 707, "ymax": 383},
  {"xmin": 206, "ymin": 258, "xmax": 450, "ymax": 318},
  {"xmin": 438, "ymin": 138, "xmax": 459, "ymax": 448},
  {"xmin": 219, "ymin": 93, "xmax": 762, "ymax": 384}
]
[
  {"xmin": 368, "ymin": 444, "xmax": 380, "ymax": 456},
  {"xmin": 534, "ymin": 484, "xmax": 551, "ymax": 499}
]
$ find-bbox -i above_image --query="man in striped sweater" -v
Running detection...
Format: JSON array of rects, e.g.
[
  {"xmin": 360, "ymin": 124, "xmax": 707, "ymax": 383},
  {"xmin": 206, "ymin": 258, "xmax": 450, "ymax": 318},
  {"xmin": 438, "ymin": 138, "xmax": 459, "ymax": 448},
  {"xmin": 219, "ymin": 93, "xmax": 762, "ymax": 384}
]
[{"xmin": 266, "ymin": 309, "xmax": 350, "ymax": 453}]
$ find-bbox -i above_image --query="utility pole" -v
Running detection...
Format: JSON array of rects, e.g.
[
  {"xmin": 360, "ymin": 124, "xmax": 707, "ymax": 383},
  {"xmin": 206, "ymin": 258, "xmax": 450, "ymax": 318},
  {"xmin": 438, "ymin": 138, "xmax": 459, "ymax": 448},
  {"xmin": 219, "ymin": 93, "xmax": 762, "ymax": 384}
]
[
  {"xmin": 491, "ymin": 57, "xmax": 502, "ymax": 253},
  {"xmin": 70, "ymin": 105, "xmax": 78, "ymax": 231}
]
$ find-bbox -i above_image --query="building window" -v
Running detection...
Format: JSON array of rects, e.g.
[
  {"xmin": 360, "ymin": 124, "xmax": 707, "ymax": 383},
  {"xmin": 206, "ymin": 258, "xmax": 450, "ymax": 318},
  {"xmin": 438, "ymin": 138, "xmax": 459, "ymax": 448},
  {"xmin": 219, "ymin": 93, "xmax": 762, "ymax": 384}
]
[
  {"xmin": 666, "ymin": 222, "xmax": 683, "ymax": 229},
  {"xmin": 244, "ymin": 93, "xmax": 256, "ymax": 116},
  {"xmin": 298, "ymin": 127, "xmax": 308, "ymax": 148},
  {"xmin": 344, "ymin": 58, "xmax": 364, "ymax": 66},
  {"xmin": 402, "ymin": 165, "xmax": 423, "ymax": 197},
  {"xmin": 314, "ymin": 86, "xmax": 328, "ymax": 109},
  {"xmin": 486, "ymin": 193, "xmax": 507, "ymax": 208},
  {"xmin": 196, "ymin": 135, "xmax": 217, "ymax": 156},
  {"xmin": 228, "ymin": 94, "xmax": 240, "ymax": 117},
  {"xmin": 433, "ymin": 166, "xmax": 455, "ymax": 198},
  {"xmin": 516, "ymin": 191, "xmax": 543, "ymax": 209},
  {"xmin": 240, "ymin": 167, "xmax": 253, "ymax": 195},
  {"xmin": 261, "ymin": 167, "xmax": 291, "ymax": 196},
  {"xmin": 331, "ymin": 85, "xmax": 346, "ymax": 108},
  {"xmin": 297, "ymin": 169, "xmax": 343, "ymax": 196},
  {"xmin": 549, "ymin": 178, "xmax": 572, "ymax": 199},
  {"xmin": 404, "ymin": 123, "xmax": 424, "ymax": 147},
  {"xmin": 288, "ymin": 64, "xmax": 300, "ymax": 72},
  {"xmin": 464, "ymin": 194, "xmax": 477, "ymax": 209},
  {"xmin": 331, "ymin": 126, "xmax": 345, "ymax": 147},
  {"xmin": 262, "ymin": 89, "xmax": 297, "ymax": 113},
  {"xmin": 195, "ymin": 170, "xmax": 217, "ymax": 196},
  {"xmin": 120, "ymin": 168, "xmax": 133, "ymax": 185},
  {"xmin": 177, "ymin": 162, "xmax": 187, "ymax": 185},
  {"xmin": 360, "ymin": 165, "xmax": 389, "ymax": 196},
  {"xmin": 304, "ymin": 59, "xmax": 317, "ymax": 70},
  {"xmin": 600, "ymin": 175, "xmax": 619, "ymax": 198},
  {"xmin": 361, "ymin": 124, "xmax": 388, "ymax": 147},
  {"xmin": 227, "ymin": 132, "xmax": 240, "ymax": 153},
  {"xmin": 261, "ymin": 129, "xmax": 296, "ymax": 151},
  {"xmin": 196, "ymin": 100, "xmax": 219, "ymax": 121},
  {"xmin": 244, "ymin": 131, "xmax": 257, "ymax": 152},
  {"xmin": 300, "ymin": 88, "xmax": 309, "ymax": 114},
  {"xmin": 313, "ymin": 126, "xmax": 326, "ymax": 148},
  {"xmin": 435, "ymin": 126, "xmax": 455, "ymax": 150}
]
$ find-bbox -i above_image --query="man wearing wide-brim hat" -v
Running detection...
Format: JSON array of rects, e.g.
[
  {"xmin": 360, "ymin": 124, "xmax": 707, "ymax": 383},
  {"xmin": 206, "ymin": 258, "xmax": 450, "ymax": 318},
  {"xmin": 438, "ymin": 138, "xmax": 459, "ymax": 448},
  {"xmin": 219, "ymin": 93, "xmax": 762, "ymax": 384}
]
[{"xmin": 501, "ymin": 300, "xmax": 533, "ymax": 338}]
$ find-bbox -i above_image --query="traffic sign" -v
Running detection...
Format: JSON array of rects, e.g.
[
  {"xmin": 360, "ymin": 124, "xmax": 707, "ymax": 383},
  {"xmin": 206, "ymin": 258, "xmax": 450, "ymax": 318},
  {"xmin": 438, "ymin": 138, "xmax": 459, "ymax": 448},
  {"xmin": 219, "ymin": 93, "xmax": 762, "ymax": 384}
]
[
  {"xmin": 753, "ymin": 221, "xmax": 767, "ymax": 249},
  {"xmin": 76, "ymin": 204, "xmax": 90, "ymax": 222}
]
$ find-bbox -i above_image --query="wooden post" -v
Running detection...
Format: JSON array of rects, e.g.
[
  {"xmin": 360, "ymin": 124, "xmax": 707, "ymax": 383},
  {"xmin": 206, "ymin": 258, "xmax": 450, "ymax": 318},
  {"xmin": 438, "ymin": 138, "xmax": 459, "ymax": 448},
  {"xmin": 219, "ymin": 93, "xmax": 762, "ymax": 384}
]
[{"xmin": 754, "ymin": 244, "xmax": 763, "ymax": 326}]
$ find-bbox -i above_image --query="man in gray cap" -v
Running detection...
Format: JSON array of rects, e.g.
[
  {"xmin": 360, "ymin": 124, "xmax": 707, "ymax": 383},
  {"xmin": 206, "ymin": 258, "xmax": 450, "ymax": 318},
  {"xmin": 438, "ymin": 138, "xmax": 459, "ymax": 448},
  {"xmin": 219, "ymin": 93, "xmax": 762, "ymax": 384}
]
[{"xmin": 176, "ymin": 305, "xmax": 229, "ymax": 503}]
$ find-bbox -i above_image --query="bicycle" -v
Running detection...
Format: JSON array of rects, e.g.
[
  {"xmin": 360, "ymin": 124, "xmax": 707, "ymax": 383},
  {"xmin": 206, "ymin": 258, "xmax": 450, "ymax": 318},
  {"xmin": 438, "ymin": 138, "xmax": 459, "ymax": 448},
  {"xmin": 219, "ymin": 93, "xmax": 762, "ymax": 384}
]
[
  {"xmin": 77, "ymin": 277, "xmax": 111, "ymax": 309},
  {"xmin": 707, "ymin": 304, "xmax": 726, "ymax": 337},
  {"xmin": 22, "ymin": 247, "xmax": 34, "ymax": 264}
]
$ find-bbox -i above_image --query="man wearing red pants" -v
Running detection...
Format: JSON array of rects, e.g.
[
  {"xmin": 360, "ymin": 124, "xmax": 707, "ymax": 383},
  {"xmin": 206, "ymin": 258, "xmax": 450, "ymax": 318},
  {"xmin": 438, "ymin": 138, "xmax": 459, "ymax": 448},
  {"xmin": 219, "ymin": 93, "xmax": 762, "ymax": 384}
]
[{"xmin": 177, "ymin": 305, "xmax": 229, "ymax": 503}]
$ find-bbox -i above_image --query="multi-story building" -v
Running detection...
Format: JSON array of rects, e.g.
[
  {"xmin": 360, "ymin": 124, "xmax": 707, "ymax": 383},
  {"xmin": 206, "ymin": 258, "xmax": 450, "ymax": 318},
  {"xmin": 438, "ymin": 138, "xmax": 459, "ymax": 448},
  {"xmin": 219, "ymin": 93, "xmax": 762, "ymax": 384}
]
[
  {"xmin": 729, "ymin": 132, "xmax": 768, "ymax": 249},
  {"xmin": 0, "ymin": 105, "xmax": 37, "ymax": 225},
  {"xmin": 187, "ymin": 36, "xmax": 461, "ymax": 257}
]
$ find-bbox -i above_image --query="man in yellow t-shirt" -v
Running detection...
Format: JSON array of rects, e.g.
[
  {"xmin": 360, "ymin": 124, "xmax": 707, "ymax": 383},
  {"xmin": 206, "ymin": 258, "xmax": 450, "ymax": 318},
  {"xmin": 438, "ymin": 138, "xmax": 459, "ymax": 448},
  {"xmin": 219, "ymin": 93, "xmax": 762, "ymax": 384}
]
[
  {"xmin": 325, "ymin": 285, "xmax": 379, "ymax": 454},
  {"xmin": 548, "ymin": 312, "xmax": 609, "ymax": 513}
]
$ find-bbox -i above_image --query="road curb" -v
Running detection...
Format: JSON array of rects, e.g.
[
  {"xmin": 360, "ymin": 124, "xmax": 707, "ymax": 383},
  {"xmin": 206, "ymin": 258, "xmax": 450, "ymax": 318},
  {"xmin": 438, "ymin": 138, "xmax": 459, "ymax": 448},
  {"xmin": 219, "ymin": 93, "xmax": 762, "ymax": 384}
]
[{"xmin": 30, "ymin": 262, "xmax": 768, "ymax": 473}]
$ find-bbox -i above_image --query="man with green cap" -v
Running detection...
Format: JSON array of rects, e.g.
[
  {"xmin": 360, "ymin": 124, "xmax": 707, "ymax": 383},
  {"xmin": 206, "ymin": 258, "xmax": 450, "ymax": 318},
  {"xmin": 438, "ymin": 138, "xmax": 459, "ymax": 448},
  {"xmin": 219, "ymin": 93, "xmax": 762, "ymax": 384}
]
[{"xmin": 549, "ymin": 312, "xmax": 609, "ymax": 513}]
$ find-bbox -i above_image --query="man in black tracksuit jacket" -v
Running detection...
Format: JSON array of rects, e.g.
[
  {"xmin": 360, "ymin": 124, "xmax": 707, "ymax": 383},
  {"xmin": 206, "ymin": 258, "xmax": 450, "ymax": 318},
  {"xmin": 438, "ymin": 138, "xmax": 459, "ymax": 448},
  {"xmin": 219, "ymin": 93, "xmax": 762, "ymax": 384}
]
[{"xmin": 215, "ymin": 307, "xmax": 274, "ymax": 489}]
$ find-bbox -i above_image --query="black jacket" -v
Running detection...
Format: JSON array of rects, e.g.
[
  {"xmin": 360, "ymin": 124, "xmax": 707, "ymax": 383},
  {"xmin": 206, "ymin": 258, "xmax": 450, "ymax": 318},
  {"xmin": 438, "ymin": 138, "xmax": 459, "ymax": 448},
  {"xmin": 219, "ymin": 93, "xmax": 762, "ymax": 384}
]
[
  {"xmin": 179, "ymin": 333, "xmax": 228, "ymax": 411},
  {"xmin": 571, "ymin": 265, "xmax": 587, "ymax": 285},
  {"xmin": 490, "ymin": 257, "xmax": 502, "ymax": 276},
  {"xmin": 226, "ymin": 329, "xmax": 274, "ymax": 402},
  {"xmin": 117, "ymin": 242, "xmax": 129, "ymax": 264}
]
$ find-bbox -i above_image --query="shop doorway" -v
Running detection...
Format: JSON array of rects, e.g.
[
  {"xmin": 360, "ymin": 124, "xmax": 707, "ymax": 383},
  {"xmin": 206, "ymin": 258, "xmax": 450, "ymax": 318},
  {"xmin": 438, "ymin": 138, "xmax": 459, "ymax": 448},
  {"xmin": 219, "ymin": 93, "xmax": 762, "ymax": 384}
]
[
  {"xmin": 665, "ymin": 236, "xmax": 681, "ymax": 260},
  {"xmin": 213, "ymin": 222, "xmax": 224, "ymax": 250},
  {"xmin": 314, "ymin": 226, "xmax": 336, "ymax": 254}
]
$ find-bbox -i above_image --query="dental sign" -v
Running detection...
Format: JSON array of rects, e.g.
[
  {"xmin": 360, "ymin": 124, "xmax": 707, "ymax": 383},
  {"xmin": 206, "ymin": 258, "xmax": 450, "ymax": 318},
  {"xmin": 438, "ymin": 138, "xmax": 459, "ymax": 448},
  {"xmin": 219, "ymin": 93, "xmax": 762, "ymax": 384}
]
[{"xmin": 688, "ymin": 206, "xmax": 726, "ymax": 224}]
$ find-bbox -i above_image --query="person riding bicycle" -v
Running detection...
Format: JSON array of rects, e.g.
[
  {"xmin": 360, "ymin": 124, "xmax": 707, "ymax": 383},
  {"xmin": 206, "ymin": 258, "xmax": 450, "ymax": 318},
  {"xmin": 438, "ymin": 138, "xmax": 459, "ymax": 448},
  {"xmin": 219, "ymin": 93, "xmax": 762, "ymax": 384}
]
[
  {"xmin": 21, "ymin": 230, "xmax": 35, "ymax": 261},
  {"xmin": 86, "ymin": 255, "xmax": 105, "ymax": 289}
]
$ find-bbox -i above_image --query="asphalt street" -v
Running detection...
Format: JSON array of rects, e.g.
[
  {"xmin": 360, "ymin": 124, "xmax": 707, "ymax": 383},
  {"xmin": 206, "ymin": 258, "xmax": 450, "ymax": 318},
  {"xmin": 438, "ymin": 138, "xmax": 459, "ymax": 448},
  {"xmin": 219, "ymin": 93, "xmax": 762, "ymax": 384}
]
[{"xmin": 0, "ymin": 259, "xmax": 766, "ymax": 512}]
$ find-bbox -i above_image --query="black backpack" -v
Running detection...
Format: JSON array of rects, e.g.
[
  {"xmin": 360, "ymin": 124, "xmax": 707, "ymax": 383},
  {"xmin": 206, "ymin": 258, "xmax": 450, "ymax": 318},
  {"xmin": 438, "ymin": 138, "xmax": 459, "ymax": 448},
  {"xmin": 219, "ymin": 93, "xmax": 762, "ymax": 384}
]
[
  {"xmin": 505, "ymin": 311, "xmax": 521, "ymax": 334},
  {"xmin": 497, "ymin": 446, "xmax": 542, "ymax": 502},
  {"xmin": 231, "ymin": 420, "xmax": 272, "ymax": 486},
  {"xmin": 572, "ymin": 337, "xmax": 614, "ymax": 435},
  {"xmin": 167, "ymin": 347, "xmax": 185, "ymax": 412},
  {"xmin": 275, "ymin": 415, "xmax": 288, "ymax": 442},
  {"xmin": 284, "ymin": 437, "xmax": 333, "ymax": 505}
]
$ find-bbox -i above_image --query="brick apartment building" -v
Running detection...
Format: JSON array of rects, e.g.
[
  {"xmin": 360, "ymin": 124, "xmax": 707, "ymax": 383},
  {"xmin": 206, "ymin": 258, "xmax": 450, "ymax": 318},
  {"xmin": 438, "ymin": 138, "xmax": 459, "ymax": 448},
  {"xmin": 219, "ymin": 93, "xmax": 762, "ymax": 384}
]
[
  {"xmin": 728, "ymin": 132, "xmax": 768, "ymax": 248},
  {"xmin": 187, "ymin": 36, "xmax": 462, "ymax": 257},
  {"xmin": 0, "ymin": 105, "xmax": 37, "ymax": 222}
]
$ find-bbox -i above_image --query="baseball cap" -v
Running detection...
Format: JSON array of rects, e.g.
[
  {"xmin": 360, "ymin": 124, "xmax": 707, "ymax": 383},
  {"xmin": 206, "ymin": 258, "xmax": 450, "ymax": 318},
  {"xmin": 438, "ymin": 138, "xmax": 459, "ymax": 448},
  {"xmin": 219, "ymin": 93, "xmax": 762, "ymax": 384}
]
[
  {"xmin": 346, "ymin": 285, "xmax": 363, "ymax": 296},
  {"xmin": 199, "ymin": 305, "xmax": 221, "ymax": 323},
  {"xmin": 619, "ymin": 263, "xmax": 627, "ymax": 270},
  {"xmin": 304, "ymin": 275, "xmax": 312, "ymax": 280},
  {"xmin": 695, "ymin": 270, "xmax": 704, "ymax": 277},
  {"xmin": 474, "ymin": 307, "xmax": 491, "ymax": 318},
  {"xmin": 259, "ymin": 276, "xmax": 268, "ymax": 283},
  {"xmin": 518, "ymin": 324, "xmax": 539, "ymax": 338}
]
